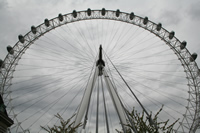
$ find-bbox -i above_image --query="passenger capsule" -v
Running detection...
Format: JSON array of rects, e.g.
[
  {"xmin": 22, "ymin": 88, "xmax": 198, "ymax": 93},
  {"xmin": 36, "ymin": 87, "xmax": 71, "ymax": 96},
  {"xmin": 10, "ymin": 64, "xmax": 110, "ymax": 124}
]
[
  {"xmin": 129, "ymin": 12, "xmax": 135, "ymax": 20},
  {"xmin": 190, "ymin": 53, "xmax": 197, "ymax": 62},
  {"xmin": 169, "ymin": 31, "xmax": 175, "ymax": 39},
  {"xmin": 143, "ymin": 17, "xmax": 148, "ymax": 25},
  {"xmin": 72, "ymin": 10, "xmax": 77, "ymax": 18},
  {"xmin": 31, "ymin": 26, "xmax": 37, "ymax": 34},
  {"xmin": 0, "ymin": 59, "xmax": 4, "ymax": 68},
  {"xmin": 18, "ymin": 35, "xmax": 25, "ymax": 43},
  {"xmin": 44, "ymin": 19, "xmax": 50, "ymax": 27},
  {"xmin": 87, "ymin": 8, "xmax": 91, "ymax": 16},
  {"xmin": 7, "ymin": 45, "xmax": 14, "ymax": 55},
  {"xmin": 102, "ymin": 8, "xmax": 106, "ymax": 16},
  {"xmin": 180, "ymin": 41, "xmax": 187, "ymax": 50},
  {"xmin": 156, "ymin": 23, "xmax": 162, "ymax": 31},
  {"xmin": 58, "ymin": 14, "xmax": 63, "ymax": 22},
  {"xmin": 116, "ymin": 9, "xmax": 120, "ymax": 17}
]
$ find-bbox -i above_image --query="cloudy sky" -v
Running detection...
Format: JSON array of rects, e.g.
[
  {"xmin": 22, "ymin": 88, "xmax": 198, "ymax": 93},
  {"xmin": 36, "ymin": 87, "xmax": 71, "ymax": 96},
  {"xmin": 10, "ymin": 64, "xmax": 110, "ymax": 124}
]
[
  {"xmin": 0, "ymin": 0, "xmax": 200, "ymax": 67},
  {"xmin": 0, "ymin": 0, "xmax": 200, "ymax": 133}
]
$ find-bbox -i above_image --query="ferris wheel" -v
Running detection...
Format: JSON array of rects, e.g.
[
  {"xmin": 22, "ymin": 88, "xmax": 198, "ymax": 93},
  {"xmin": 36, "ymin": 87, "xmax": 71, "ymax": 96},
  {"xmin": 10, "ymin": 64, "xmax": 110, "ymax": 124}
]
[{"xmin": 0, "ymin": 8, "xmax": 200, "ymax": 133}]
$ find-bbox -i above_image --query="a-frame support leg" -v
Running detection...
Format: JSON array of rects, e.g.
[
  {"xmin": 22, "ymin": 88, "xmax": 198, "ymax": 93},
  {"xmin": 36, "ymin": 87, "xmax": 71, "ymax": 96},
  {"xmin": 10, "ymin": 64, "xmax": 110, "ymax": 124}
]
[
  {"xmin": 103, "ymin": 69, "xmax": 128, "ymax": 133},
  {"xmin": 74, "ymin": 68, "xmax": 99, "ymax": 128}
]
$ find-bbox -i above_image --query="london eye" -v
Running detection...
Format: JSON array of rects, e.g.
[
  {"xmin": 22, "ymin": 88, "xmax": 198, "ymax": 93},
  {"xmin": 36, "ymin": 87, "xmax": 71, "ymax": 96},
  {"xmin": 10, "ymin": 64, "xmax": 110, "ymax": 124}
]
[{"xmin": 0, "ymin": 9, "xmax": 199, "ymax": 133}]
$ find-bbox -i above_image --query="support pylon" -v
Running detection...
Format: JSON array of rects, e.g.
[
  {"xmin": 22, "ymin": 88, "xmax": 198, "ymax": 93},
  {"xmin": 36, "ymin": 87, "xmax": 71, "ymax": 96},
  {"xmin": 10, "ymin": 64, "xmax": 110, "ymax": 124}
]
[{"xmin": 74, "ymin": 45, "xmax": 127, "ymax": 133}]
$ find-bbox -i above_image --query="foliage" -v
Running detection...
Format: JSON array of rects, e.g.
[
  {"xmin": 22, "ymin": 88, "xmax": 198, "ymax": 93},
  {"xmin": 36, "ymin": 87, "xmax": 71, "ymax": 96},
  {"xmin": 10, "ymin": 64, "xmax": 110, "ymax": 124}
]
[
  {"xmin": 116, "ymin": 106, "xmax": 179, "ymax": 133},
  {"xmin": 41, "ymin": 114, "xmax": 82, "ymax": 133},
  {"xmin": 41, "ymin": 107, "xmax": 179, "ymax": 133}
]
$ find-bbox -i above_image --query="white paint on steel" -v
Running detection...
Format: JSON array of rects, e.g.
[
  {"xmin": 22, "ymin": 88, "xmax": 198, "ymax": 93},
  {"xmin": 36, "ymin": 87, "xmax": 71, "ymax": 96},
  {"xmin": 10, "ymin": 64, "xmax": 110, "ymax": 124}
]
[
  {"xmin": 103, "ymin": 69, "xmax": 127, "ymax": 127},
  {"xmin": 74, "ymin": 68, "xmax": 99, "ymax": 127}
]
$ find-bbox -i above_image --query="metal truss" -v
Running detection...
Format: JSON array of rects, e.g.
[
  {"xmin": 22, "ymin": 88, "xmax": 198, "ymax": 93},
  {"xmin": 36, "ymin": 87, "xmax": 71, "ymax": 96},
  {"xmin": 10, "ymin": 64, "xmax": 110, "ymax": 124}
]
[{"xmin": 0, "ymin": 9, "xmax": 199, "ymax": 132}]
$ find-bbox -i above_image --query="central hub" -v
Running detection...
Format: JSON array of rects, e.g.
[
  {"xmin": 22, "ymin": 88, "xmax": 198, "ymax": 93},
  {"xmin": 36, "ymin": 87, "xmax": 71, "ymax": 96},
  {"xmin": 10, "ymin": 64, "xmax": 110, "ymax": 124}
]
[{"xmin": 96, "ymin": 45, "xmax": 105, "ymax": 76}]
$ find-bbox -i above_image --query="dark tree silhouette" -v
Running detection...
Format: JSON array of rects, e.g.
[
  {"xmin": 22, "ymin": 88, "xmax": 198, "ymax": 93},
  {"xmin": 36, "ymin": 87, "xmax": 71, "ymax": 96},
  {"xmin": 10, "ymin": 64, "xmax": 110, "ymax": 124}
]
[
  {"xmin": 41, "ymin": 107, "xmax": 179, "ymax": 133},
  {"xmin": 116, "ymin": 106, "xmax": 179, "ymax": 133},
  {"xmin": 41, "ymin": 114, "xmax": 82, "ymax": 133}
]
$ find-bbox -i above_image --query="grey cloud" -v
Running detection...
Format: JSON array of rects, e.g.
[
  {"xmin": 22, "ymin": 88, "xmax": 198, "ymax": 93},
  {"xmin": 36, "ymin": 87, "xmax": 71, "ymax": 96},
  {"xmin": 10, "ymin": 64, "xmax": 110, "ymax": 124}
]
[
  {"xmin": 187, "ymin": 1, "xmax": 200, "ymax": 20},
  {"xmin": 0, "ymin": 0, "xmax": 8, "ymax": 9},
  {"xmin": 159, "ymin": 10, "xmax": 181, "ymax": 26},
  {"xmin": 1, "ymin": 1, "xmax": 200, "ymax": 133}
]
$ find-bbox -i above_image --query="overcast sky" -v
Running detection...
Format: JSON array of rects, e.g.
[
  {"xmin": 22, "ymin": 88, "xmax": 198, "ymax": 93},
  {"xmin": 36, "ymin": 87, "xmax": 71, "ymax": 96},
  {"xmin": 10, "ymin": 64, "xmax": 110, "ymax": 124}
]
[
  {"xmin": 0, "ymin": 0, "xmax": 200, "ymax": 67},
  {"xmin": 0, "ymin": 0, "xmax": 200, "ymax": 133}
]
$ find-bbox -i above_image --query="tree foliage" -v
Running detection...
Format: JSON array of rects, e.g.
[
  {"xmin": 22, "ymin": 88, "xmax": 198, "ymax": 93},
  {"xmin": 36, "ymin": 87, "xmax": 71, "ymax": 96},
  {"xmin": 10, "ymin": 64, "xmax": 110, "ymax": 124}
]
[
  {"xmin": 116, "ymin": 106, "xmax": 179, "ymax": 133},
  {"xmin": 41, "ymin": 114, "xmax": 82, "ymax": 133},
  {"xmin": 42, "ymin": 107, "xmax": 179, "ymax": 133}
]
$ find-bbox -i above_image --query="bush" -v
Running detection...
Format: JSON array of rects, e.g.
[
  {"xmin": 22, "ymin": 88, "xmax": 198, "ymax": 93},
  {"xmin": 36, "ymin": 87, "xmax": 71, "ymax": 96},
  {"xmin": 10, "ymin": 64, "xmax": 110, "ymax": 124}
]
[
  {"xmin": 41, "ymin": 114, "xmax": 82, "ymax": 133},
  {"xmin": 116, "ymin": 106, "xmax": 179, "ymax": 133}
]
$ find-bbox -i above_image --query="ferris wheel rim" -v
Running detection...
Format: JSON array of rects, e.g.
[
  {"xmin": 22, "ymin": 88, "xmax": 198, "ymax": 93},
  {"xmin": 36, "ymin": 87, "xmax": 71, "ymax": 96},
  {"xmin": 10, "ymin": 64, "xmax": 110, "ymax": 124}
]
[{"xmin": 0, "ymin": 8, "xmax": 199, "ymax": 132}]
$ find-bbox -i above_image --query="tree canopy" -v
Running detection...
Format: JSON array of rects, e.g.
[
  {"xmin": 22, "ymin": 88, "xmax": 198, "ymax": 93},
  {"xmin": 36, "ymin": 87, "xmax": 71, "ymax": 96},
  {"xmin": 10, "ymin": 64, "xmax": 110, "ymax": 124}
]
[{"xmin": 41, "ymin": 106, "xmax": 179, "ymax": 133}]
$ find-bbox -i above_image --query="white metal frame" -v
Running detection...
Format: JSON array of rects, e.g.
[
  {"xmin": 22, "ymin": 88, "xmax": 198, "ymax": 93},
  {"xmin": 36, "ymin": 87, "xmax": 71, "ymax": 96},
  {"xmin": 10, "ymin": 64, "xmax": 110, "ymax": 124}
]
[{"xmin": 0, "ymin": 9, "xmax": 199, "ymax": 132}]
